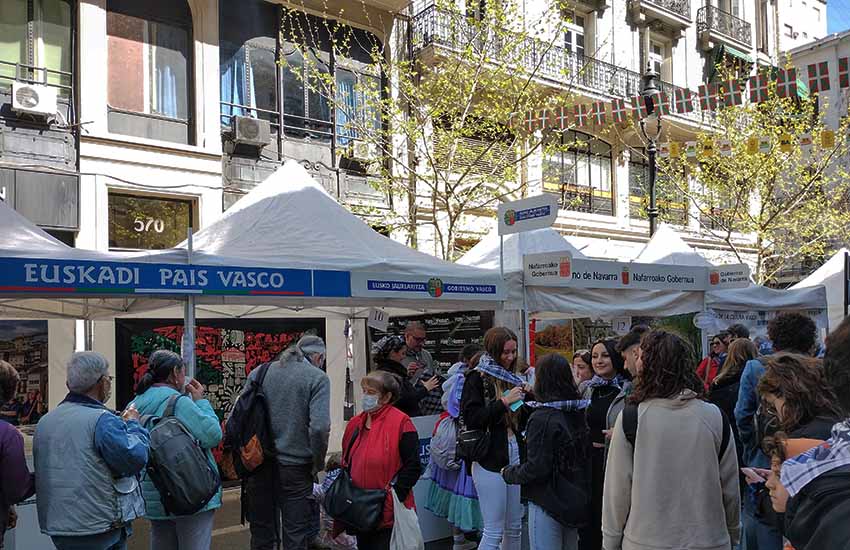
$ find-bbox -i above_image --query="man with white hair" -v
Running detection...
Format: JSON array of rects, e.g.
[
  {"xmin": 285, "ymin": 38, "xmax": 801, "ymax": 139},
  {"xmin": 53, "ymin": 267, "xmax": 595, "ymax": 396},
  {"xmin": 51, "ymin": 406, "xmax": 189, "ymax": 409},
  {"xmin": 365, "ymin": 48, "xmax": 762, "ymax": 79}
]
[
  {"xmin": 243, "ymin": 334, "xmax": 331, "ymax": 550},
  {"xmin": 33, "ymin": 352, "xmax": 150, "ymax": 550}
]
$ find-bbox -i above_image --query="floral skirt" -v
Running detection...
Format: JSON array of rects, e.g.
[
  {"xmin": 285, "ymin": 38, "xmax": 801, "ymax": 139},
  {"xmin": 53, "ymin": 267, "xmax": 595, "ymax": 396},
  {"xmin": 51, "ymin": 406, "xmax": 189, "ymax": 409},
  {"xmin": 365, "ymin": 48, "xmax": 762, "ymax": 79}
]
[{"xmin": 424, "ymin": 460, "xmax": 483, "ymax": 532}]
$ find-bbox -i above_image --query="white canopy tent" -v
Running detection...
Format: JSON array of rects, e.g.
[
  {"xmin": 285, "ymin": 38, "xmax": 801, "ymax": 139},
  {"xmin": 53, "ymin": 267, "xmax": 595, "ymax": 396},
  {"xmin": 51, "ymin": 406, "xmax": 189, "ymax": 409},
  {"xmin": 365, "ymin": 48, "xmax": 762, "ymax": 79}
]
[
  {"xmin": 0, "ymin": 198, "xmax": 185, "ymax": 320},
  {"xmin": 634, "ymin": 224, "xmax": 714, "ymax": 267},
  {"xmin": 791, "ymin": 249, "xmax": 848, "ymax": 331},
  {"xmin": 175, "ymin": 161, "xmax": 505, "ymax": 318}
]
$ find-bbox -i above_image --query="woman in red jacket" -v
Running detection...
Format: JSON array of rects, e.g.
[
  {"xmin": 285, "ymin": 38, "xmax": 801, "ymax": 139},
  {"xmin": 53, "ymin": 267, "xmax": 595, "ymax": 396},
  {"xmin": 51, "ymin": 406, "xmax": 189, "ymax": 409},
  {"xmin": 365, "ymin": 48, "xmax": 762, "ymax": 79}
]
[{"xmin": 339, "ymin": 370, "xmax": 423, "ymax": 549}]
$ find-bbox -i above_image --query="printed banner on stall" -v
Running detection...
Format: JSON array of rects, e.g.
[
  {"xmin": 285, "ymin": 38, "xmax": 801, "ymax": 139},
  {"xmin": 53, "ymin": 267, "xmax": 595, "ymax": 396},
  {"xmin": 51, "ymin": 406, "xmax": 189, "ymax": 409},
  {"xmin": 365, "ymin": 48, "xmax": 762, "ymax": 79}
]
[
  {"xmin": 497, "ymin": 194, "xmax": 559, "ymax": 236},
  {"xmin": 0, "ymin": 257, "xmax": 352, "ymax": 297},
  {"xmin": 524, "ymin": 253, "xmax": 750, "ymax": 291},
  {"xmin": 708, "ymin": 308, "xmax": 829, "ymax": 340},
  {"xmin": 351, "ymin": 272, "xmax": 503, "ymax": 301}
]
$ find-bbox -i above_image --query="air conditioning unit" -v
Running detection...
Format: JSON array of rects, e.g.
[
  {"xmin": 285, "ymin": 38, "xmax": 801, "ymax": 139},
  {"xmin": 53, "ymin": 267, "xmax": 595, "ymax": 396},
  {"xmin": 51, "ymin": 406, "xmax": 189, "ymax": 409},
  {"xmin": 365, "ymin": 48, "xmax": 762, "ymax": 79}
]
[
  {"xmin": 11, "ymin": 82, "xmax": 58, "ymax": 117},
  {"xmin": 231, "ymin": 115, "xmax": 271, "ymax": 147},
  {"xmin": 348, "ymin": 140, "xmax": 378, "ymax": 162}
]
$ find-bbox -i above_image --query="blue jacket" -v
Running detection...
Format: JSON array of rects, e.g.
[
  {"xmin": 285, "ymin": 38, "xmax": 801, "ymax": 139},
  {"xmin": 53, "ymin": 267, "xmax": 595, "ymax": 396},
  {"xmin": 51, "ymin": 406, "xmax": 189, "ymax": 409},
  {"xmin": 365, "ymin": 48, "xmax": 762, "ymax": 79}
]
[
  {"xmin": 132, "ymin": 387, "xmax": 223, "ymax": 519},
  {"xmin": 734, "ymin": 359, "xmax": 769, "ymax": 469}
]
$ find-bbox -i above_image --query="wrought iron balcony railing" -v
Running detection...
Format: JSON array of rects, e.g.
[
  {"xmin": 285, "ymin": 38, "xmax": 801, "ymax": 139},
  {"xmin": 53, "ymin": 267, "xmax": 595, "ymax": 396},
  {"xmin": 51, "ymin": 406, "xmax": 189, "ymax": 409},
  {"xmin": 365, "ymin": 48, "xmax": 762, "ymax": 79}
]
[
  {"xmin": 637, "ymin": 0, "xmax": 691, "ymax": 20},
  {"xmin": 697, "ymin": 5, "xmax": 752, "ymax": 47},
  {"xmin": 412, "ymin": 5, "xmax": 712, "ymax": 123}
]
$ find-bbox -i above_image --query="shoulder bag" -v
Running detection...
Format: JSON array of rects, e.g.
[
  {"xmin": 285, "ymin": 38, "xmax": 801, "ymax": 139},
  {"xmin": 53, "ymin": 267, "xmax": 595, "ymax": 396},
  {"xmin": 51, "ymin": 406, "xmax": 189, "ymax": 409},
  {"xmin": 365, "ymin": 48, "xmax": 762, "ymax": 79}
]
[{"xmin": 323, "ymin": 426, "xmax": 387, "ymax": 532}]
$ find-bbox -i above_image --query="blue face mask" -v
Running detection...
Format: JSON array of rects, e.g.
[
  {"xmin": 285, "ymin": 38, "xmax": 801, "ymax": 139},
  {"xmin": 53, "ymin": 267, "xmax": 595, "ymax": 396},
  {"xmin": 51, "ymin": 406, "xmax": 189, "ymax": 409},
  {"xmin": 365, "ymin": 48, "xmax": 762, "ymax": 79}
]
[{"xmin": 361, "ymin": 394, "xmax": 380, "ymax": 412}]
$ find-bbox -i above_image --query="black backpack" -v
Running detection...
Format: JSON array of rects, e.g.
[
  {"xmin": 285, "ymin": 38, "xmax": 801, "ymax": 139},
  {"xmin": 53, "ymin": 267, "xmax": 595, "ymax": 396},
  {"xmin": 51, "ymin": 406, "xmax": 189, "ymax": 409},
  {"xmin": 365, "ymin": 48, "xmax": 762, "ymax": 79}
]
[
  {"xmin": 143, "ymin": 394, "xmax": 221, "ymax": 516},
  {"xmin": 622, "ymin": 402, "xmax": 731, "ymax": 458},
  {"xmin": 224, "ymin": 362, "xmax": 275, "ymax": 478}
]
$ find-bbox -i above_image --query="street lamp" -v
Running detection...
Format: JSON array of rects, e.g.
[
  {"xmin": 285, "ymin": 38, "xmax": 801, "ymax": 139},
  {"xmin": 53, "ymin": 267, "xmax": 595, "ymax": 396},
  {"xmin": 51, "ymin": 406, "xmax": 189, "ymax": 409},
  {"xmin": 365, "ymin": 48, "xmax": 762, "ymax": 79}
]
[{"xmin": 639, "ymin": 67, "xmax": 663, "ymax": 237}]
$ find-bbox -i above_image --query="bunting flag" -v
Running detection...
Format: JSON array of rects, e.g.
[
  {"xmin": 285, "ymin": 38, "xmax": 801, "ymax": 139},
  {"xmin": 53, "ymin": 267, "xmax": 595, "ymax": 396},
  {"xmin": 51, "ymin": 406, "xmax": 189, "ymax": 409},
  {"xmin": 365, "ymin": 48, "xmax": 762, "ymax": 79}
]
[
  {"xmin": 543, "ymin": 108, "xmax": 560, "ymax": 130},
  {"xmin": 591, "ymin": 101, "xmax": 608, "ymax": 125},
  {"xmin": 749, "ymin": 73, "xmax": 770, "ymax": 103},
  {"xmin": 674, "ymin": 88, "xmax": 695, "ymax": 113},
  {"xmin": 776, "ymin": 68, "xmax": 798, "ymax": 98},
  {"xmin": 685, "ymin": 141, "xmax": 697, "ymax": 158},
  {"xmin": 611, "ymin": 98, "xmax": 629, "ymax": 123},
  {"xmin": 698, "ymin": 83, "xmax": 719, "ymax": 111},
  {"xmin": 702, "ymin": 141, "xmax": 715, "ymax": 157},
  {"xmin": 840, "ymin": 58, "xmax": 850, "ymax": 89},
  {"xmin": 808, "ymin": 61, "xmax": 831, "ymax": 93},
  {"xmin": 652, "ymin": 92, "xmax": 672, "ymax": 116},
  {"xmin": 659, "ymin": 143, "xmax": 670, "ymax": 158},
  {"xmin": 720, "ymin": 79, "xmax": 743, "ymax": 108},
  {"xmin": 556, "ymin": 106, "xmax": 571, "ymax": 130},
  {"xmin": 574, "ymin": 104, "xmax": 590, "ymax": 127},
  {"xmin": 822, "ymin": 129, "xmax": 836, "ymax": 149},
  {"xmin": 669, "ymin": 142, "xmax": 681, "ymax": 157},
  {"xmin": 779, "ymin": 133, "xmax": 794, "ymax": 152},
  {"xmin": 759, "ymin": 136, "xmax": 772, "ymax": 154},
  {"xmin": 747, "ymin": 136, "xmax": 759, "ymax": 155},
  {"xmin": 631, "ymin": 95, "xmax": 650, "ymax": 119},
  {"xmin": 719, "ymin": 139, "xmax": 733, "ymax": 157},
  {"xmin": 800, "ymin": 133, "xmax": 814, "ymax": 149},
  {"xmin": 525, "ymin": 110, "xmax": 539, "ymax": 131}
]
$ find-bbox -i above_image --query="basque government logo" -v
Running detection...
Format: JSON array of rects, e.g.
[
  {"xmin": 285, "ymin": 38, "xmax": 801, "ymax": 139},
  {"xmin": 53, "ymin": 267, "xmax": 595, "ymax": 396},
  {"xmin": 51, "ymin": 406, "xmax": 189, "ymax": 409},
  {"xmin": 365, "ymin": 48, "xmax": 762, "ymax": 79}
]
[
  {"xmin": 427, "ymin": 278, "xmax": 444, "ymax": 298},
  {"xmin": 504, "ymin": 209, "xmax": 517, "ymax": 226}
]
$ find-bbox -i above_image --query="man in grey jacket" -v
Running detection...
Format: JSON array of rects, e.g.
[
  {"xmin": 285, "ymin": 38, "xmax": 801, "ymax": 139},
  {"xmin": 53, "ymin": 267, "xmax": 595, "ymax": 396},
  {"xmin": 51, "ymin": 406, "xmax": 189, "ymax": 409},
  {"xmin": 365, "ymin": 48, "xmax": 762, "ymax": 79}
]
[
  {"xmin": 245, "ymin": 335, "xmax": 331, "ymax": 550},
  {"xmin": 34, "ymin": 352, "xmax": 149, "ymax": 550}
]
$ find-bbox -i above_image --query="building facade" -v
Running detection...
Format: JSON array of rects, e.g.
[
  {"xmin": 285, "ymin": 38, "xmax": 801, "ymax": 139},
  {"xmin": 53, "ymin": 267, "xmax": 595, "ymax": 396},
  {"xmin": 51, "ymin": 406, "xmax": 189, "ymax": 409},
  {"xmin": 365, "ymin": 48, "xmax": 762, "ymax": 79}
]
[{"xmin": 0, "ymin": 0, "xmax": 828, "ymax": 412}]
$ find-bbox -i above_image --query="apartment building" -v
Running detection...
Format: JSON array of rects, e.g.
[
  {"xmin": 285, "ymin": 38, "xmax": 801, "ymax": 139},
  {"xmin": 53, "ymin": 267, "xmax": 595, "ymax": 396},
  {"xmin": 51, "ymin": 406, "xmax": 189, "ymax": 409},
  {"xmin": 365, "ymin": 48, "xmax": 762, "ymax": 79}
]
[{"xmin": 0, "ymin": 0, "xmax": 827, "ymax": 410}]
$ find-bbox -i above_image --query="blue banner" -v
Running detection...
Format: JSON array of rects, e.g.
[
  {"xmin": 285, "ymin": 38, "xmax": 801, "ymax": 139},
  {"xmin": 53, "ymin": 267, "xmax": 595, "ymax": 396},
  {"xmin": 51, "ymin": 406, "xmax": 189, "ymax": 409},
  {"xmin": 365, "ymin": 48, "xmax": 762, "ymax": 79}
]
[{"xmin": 0, "ymin": 258, "xmax": 351, "ymax": 297}]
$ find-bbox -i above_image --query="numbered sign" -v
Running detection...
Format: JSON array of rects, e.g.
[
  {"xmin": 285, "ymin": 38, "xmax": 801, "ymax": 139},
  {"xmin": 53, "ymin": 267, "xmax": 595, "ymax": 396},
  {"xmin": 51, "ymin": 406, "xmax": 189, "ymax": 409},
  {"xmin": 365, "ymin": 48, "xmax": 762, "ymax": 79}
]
[{"xmin": 368, "ymin": 308, "xmax": 389, "ymax": 331}]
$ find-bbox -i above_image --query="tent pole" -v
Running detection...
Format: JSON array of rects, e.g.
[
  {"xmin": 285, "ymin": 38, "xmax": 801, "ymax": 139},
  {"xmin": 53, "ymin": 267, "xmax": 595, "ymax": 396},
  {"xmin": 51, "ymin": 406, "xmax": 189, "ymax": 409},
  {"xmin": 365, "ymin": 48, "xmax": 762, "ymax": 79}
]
[
  {"xmin": 500, "ymin": 235, "xmax": 504, "ymax": 280},
  {"xmin": 845, "ymin": 251, "xmax": 849, "ymax": 319},
  {"xmin": 183, "ymin": 228, "xmax": 197, "ymax": 378}
]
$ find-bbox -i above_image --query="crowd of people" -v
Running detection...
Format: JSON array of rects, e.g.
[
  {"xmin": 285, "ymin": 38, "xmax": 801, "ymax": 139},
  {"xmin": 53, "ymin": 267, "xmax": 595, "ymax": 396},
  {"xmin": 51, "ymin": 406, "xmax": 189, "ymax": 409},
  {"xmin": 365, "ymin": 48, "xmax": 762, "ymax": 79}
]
[{"xmin": 1, "ymin": 313, "xmax": 849, "ymax": 550}]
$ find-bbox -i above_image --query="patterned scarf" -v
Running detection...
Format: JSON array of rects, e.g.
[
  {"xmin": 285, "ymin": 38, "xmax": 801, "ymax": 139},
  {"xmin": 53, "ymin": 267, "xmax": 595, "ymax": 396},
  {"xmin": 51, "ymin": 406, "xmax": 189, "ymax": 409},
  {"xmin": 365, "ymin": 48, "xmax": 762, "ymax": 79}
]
[
  {"xmin": 781, "ymin": 419, "xmax": 850, "ymax": 497},
  {"xmin": 475, "ymin": 353, "xmax": 524, "ymax": 387},
  {"xmin": 526, "ymin": 399, "xmax": 590, "ymax": 411},
  {"xmin": 585, "ymin": 374, "xmax": 627, "ymax": 390}
]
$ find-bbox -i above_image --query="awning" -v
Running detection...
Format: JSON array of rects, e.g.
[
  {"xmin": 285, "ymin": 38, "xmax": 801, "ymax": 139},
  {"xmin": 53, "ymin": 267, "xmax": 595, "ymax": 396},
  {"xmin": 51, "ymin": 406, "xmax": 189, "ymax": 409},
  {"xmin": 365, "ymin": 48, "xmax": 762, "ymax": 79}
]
[
  {"xmin": 708, "ymin": 45, "xmax": 754, "ymax": 81},
  {"xmin": 720, "ymin": 44, "xmax": 754, "ymax": 64}
]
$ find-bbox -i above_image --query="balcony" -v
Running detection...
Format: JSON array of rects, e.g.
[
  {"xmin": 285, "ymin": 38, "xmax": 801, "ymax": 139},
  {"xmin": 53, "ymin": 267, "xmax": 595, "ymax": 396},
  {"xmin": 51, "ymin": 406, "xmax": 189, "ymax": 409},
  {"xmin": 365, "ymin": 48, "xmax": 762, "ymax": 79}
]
[
  {"xmin": 629, "ymin": 0, "xmax": 691, "ymax": 38},
  {"xmin": 412, "ymin": 5, "xmax": 712, "ymax": 124},
  {"xmin": 697, "ymin": 5, "xmax": 752, "ymax": 52}
]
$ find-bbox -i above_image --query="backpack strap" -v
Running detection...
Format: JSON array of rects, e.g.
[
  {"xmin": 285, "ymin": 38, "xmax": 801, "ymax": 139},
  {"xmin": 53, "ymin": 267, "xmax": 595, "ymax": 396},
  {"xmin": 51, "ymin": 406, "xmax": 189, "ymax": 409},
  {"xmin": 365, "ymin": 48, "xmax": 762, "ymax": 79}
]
[
  {"xmin": 163, "ymin": 394, "xmax": 184, "ymax": 418},
  {"xmin": 343, "ymin": 427, "xmax": 361, "ymax": 469},
  {"xmin": 622, "ymin": 403, "xmax": 638, "ymax": 449},
  {"xmin": 254, "ymin": 362, "xmax": 273, "ymax": 387}
]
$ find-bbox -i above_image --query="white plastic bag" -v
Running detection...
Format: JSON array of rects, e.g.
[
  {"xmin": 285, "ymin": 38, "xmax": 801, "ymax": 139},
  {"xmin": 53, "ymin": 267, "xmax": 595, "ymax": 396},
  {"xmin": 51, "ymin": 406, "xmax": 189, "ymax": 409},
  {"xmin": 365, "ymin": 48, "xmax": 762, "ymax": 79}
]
[{"xmin": 389, "ymin": 488, "xmax": 424, "ymax": 550}]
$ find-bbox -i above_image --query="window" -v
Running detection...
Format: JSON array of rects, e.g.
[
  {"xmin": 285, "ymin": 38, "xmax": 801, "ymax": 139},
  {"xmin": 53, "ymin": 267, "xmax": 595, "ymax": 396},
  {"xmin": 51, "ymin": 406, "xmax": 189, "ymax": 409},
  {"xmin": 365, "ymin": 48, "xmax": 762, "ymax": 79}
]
[
  {"xmin": 757, "ymin": 0, "xmax": 770, "ymax": 52},
  {"xmin": 784, "ymin": 24, "xmax": 794, "ymax": 37},
  {"xmin": 543, "ymin": 130, "xmax": 613, "ymax": 216},
  {"xmin": 0, "ymin": 0, "xmax": 72, "ymax": 93},
  {"xmin": 107, "ymin": 0, "xmax": 193, "ymax": 144},
  {"xmin": 108, "ymin": 193, "xmax": 194, "ymax": 250},
  {"xmin": 813, "ymin": 7, "xmax": 820, "ymax": 21},
  {"xmin": 650, "ymin": 41, "xmax": 664, "ymax": 77},
  {"xmin": 628, "ymin": 149, "xmax": 687, "ymax": 224},
  {"xmin": 564, "ymin": 13, "xmax": 585, "ymax": 58},
  {"xmin": 220, "ymin": 3, "xmax": 384, "ymax": 150}
]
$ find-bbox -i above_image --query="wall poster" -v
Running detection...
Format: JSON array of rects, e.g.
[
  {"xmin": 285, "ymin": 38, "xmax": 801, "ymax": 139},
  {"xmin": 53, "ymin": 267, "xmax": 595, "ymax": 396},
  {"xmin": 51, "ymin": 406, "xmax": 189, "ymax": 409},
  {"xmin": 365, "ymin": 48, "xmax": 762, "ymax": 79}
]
[{"xmin": 0, "ymin": 321, "xmax": 48, "ymax": 431}]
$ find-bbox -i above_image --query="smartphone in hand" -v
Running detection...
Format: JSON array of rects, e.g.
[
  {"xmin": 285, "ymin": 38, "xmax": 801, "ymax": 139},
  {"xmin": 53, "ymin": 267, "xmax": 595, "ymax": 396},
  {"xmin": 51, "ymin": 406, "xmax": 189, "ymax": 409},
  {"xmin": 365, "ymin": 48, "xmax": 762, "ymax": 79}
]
[{"xmin": 741, "ymin": 467, "xmax": 767, "ymax": 484}]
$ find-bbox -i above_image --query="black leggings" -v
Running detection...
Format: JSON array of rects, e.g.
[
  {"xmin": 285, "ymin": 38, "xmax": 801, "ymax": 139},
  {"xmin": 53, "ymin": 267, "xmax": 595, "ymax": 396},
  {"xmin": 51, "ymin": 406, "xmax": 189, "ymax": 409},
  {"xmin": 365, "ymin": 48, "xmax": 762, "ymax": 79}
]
[
  {"xmin": 579, "ymin": 446, "xmax": 606, "ymax": 550},
  {"xmin": 356, "ymin": 528, "xmax": 392, "ymax": 550}
]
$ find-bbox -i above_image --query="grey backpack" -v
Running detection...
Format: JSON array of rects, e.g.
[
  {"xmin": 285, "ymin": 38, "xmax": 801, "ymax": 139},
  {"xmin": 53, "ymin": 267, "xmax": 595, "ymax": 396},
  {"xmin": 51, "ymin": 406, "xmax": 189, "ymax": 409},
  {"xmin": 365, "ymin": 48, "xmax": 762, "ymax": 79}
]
[{"xmin": 142, "ymin": 394, "xmax": 221, "ymax": 516}]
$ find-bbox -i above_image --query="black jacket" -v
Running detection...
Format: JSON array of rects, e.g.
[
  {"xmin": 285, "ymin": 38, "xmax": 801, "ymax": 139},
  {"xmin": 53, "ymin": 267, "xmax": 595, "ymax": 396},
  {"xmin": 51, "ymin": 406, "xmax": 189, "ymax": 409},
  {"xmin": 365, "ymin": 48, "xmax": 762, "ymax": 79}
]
[
  {"xmin": 785, "ymin": 465, "xmax": 850, "ymax": 550},
  {"xmin": 708, "ymin": 372, "xmax": 744, "ymax": 468},
  {"xmin": 502, "ymin": 407, "xmax": 591, "ymax": 527},
  {"xmin": 460, "ymin": 370, "xmax": 526, "ymax": 472},
  {"xmin": 790, "ymin": 416, "xmax": 841, "ymax": 440},
  {"xmin": 375, "ymin": 358, "xmax": 427, "ymax": 418}
]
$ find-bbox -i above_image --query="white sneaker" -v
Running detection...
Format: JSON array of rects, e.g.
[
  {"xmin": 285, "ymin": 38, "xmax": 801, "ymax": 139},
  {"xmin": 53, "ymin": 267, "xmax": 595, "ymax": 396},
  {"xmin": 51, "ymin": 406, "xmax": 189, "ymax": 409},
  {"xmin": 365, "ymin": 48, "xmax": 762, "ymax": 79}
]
[{"xmin": 453, "ymin": 541, "xmax": 478, "ymax": 550}]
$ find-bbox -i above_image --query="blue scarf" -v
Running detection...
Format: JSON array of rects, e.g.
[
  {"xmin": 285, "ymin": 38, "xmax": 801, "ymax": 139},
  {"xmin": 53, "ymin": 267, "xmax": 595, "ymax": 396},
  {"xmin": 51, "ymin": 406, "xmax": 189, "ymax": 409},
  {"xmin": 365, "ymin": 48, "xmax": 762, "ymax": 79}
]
[
  {"xmin": 526, "ymin": 399, "xmax": 590, "ymax": 411},
  {"xmin": 781, "ymin": 419, "xmax": 850, "ymax": 497},
  {"xmin": 475, "ymin": 353, "xmax": 524, "ymax": 387},
  {"xmin": 585, "ymin": 374, "xmax": 627, "ymax": 390}
]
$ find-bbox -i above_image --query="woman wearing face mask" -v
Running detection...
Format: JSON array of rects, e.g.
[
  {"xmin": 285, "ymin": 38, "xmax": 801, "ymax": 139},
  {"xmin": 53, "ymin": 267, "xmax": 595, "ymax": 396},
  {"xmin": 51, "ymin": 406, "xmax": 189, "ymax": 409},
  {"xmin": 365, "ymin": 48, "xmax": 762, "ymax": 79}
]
[
  {"xmin": 132, "ymin": 350, "xmax": 223, "ymax": 550},
  {"xmin": 460, "ymin": 327, "xmax": 527, "ymax": 550},
  {"xmin": 580, "ymin": 339, "xmax": 627, "ymax": 550},
  {"xmin": 338, "ymin": 371, "xmax": 422, "ymax": 549}
]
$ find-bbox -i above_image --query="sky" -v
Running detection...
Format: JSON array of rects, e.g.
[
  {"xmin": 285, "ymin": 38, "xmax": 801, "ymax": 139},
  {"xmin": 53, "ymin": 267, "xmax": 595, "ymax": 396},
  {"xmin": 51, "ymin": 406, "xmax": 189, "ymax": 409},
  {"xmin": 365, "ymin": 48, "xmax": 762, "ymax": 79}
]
[{"xmin": 829, "ymin": 0, "xmax": 850, "ymax": 34}]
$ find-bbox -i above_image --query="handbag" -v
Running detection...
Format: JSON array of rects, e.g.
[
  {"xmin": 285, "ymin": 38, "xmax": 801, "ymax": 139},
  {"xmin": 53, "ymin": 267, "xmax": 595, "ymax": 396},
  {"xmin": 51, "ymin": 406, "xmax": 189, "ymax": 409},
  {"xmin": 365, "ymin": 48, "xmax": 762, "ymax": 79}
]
[
  {"xmin": 389, "ymin": 487, "xmax": 424, "ymax": 550},
  {"xmin": 323, "ymin": 427, "xmax": 387, "ymax": 532},
  {"xmin": 455, "ymin": 411, "xmax": 490, "ymax": 463}
]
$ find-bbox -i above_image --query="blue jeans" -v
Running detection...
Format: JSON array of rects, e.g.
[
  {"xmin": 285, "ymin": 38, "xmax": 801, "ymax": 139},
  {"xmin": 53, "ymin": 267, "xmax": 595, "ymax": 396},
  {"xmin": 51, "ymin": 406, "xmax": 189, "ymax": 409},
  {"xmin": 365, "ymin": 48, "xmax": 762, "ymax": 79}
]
[
  {"xmin": 472, "ymin": 437, "xmax": 522, "ymax": 550},
  {"xmin": 528, "ymin": 503, "xmax": 578, "ymax": 550},
  {"xmin": 741, "ymin": 498, "xmax": 781, "ymax": 550},
  {"xmin": 150, "ymin": 509, "xmax": 216, "ymax": 550},
  {"xmin": 51, "ymin": 526, "xmax": 129, "ymax": 550}
]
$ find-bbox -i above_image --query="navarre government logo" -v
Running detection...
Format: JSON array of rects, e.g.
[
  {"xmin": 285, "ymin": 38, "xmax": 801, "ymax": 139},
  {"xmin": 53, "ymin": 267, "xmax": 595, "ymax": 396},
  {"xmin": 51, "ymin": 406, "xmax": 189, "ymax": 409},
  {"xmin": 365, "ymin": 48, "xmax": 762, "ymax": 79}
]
[{"xmin": 427, "ymin": 278, "xmax": 444, "ymax": 298}]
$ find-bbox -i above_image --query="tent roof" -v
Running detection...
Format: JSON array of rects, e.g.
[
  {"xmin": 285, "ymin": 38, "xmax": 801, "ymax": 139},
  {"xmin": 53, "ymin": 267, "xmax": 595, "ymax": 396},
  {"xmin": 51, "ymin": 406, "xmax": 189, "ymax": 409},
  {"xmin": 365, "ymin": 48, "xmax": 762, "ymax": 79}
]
[
  {"xmin": 457, "ymin": 228, "xmax": 585, "ymax": 273},
  {"xmin": 635, "ymin": 224, "xmax": 713, "ymax": 267},
  {"xmin": 0, "ymin": 199, "xmax": 183, "ymax": 319},
  {"xmin": 705, "ymin": 284, "xmax": 827, "ymax": 311},
  {"xmin": 180, "ymin": 162, "xmax": 502, "ymax": 311},
  {"xmin": 792, "ymin": 249, "xmax": 848, "ymax": 330}
]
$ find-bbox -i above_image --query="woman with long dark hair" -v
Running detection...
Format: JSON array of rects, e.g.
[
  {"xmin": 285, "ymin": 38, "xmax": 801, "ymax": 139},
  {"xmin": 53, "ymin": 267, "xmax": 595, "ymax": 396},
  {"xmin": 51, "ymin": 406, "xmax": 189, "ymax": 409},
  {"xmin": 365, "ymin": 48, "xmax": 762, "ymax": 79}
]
[
  {"xmin": 708, "ymin": 338, "xmax": 758, "ymax": 471},
  {"xmin": 502, "ymin": 354, "xmax": 590, "ymax": 550},
  {"xmin": 132, "ymin": 350, "xmax": 223, "ymax": 550},
  {"xmin": 602, "ymin": 330, "xmax": 740, "ymax": 550},
  {"xmin": 460, "ymin": 327, "xmax": 526, "ymax": 550},
  {"xmin": 580, "ymin": 339, "xmax": 626, "ymax": 550}
]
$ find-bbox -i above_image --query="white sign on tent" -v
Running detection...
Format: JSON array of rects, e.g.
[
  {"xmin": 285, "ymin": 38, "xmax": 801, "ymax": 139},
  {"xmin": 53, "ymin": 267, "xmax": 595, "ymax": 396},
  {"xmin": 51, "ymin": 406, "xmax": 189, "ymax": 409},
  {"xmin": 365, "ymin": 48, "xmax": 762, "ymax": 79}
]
[{"xmin": 497, "ymin": 195, "xmax": 559, "ymax": 236}]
